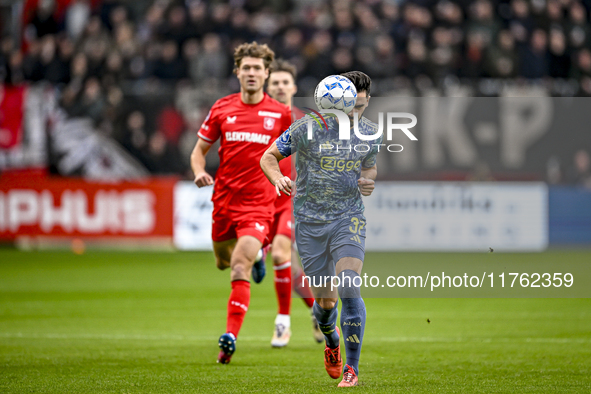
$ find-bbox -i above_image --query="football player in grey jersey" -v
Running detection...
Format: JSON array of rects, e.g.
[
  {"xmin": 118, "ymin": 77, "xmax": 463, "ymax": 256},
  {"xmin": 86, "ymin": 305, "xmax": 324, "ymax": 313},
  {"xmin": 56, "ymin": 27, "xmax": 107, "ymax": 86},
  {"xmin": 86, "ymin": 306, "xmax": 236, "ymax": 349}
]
[{"xmin": 260, "ymin": 71, "xmax": 380, "ymax": 388}]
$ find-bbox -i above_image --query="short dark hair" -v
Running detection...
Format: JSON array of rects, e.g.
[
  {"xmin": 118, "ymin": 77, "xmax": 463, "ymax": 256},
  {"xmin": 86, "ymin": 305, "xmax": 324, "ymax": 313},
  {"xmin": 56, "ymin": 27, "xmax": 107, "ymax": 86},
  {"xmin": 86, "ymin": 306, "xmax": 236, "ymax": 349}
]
[
  {"xmin": 270, "ymin": 59, "xmax": 297, "ymax": 81},
  {"xmin": 340, "ymin": 71, "xmax": 371, "ymax": 96}
]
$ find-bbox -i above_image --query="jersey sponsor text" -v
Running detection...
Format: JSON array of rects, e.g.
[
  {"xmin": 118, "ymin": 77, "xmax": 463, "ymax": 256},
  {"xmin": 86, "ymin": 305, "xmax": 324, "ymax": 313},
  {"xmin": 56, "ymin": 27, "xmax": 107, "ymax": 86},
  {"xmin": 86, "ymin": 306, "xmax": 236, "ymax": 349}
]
[{"xmin": 225, "ymin": 131, "xmax": 271, "ymax": 144}]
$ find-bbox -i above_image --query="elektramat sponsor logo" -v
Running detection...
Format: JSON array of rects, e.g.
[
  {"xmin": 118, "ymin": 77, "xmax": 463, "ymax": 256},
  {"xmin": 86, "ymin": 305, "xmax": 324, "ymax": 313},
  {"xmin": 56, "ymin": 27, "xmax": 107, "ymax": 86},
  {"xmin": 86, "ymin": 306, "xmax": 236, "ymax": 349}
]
[
  {"xmin": 306, "ymin": 109, "xmax": 417, "ymax": 153},
  {"xmin": 224, "ymin": 131, "xmax": 271, "ymax": 144}
]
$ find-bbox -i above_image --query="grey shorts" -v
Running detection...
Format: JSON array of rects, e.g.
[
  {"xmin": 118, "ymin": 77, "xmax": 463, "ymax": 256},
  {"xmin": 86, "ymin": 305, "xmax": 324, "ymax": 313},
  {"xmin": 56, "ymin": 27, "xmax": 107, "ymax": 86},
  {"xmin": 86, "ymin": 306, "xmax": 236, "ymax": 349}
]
[{"xmin": 295, "ymin": 215, "xmax": 366, "ymax": 287}]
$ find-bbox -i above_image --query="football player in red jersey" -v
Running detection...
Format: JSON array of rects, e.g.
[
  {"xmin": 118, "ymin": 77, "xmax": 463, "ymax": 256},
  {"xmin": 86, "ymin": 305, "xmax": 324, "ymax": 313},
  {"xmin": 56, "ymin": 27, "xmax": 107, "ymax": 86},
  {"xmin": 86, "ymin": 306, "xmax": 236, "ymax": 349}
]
[
  {"xmin": 191, "ymin": 42, "xmax": 292, "ymax": 364},
  {"xmin": 265, "ymin": 59, "xmax": 323, "ymax": 347}
]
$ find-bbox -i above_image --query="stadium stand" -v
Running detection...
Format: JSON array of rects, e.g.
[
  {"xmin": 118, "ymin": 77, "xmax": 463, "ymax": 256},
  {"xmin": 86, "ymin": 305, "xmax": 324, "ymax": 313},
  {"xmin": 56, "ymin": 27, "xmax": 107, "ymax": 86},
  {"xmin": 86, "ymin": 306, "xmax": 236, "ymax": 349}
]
[{"xmin": 1, "ymin": 0, "xmax": 591, "ymax": 182}]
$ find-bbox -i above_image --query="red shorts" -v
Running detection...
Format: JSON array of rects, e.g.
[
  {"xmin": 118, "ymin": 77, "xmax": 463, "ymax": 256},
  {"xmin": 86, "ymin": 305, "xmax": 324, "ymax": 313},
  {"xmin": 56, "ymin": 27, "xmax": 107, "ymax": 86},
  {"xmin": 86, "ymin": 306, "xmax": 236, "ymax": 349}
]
[
  {"xmin": 269, "ymin": 202, "xmax": 292, "ymax": 241},
  {"xmin": 212, "ymin": 208, "xmax": 273, "ymax": 245}
]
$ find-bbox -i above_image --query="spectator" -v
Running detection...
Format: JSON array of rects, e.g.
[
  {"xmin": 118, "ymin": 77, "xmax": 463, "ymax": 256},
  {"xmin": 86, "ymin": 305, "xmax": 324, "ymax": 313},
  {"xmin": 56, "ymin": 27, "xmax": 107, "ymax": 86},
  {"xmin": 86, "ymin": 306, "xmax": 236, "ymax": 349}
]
[
  {"xmin": 101, "ymin": 85, "xmax": 124, "ymax": 137},
  {"xmin": 545, "ymin": 0, "xmax": 565, "ymax": 30},
  {"xmin": 103, "ymin": 50, "xmax": 124, "ymax": 88},
  {"xmin": 332, "ymin": 46, "xmax": 354, "ymax": 74},
  {"xmin": 566, "ymin": 1, "xmax": 591, "ymax": 49},
  {"xmin": 79, "ymin": 16, "xmax": 111, "ymax": 78},
  {"xmin": 0, "ymin": 37, "xmax": 13, "ymax": 68},
  {"xmin": 250, "ymin": 10, "xmax": 282, "ymax": 39},
  {"xmin": 79, "ymin": 16, "xmax": 110, "ymax": 53},
  {"xmin": 65, "ymin": 0, "xmax": 91, "ymax": 40},
  {"xmin": 304, "ymin": 30, "xmax": 334, "ymax": 79},
  {"xmin": 211, "ymin": 3, "xmax": 232, "ymax": 37},
  {"xmin": 228, "ymin": 9, "xmax": 254, "ymax": 42},
  {"xmin": 484, "ymin": 29, "xmax": 518, "ymax": 78},
  {"xmin": 5, "ymin": 50, "xmax": 25, "ymax": 85},
  {"xmin": 183, "ymin": 38, "xmax": 200, "ymax": 82},
  {"xmin": 519, "ymin": 28, "xmax": 550, "ymax": 79},
  {"xmin": 404, "ymin": 37, "xmax": 429, "ymax": 80},
  {"xmin": 463, "ymin": 31, "xmax": 486, "ymax": 79},
  {"xmin": 70, "ymin": 52, "xmax": 88, "ymax": 85},
  {"xmin": 193, "ymin": 34, "xmax": 229, "ymax": 83},
  {"xmin": 467, "ymin": 0, "xmax": 500, "ymax": 47},
  {"xmin": 67, "ymin": 77, "xmax": 105, "ymax": 124},
  {"xmin": 573, "ymin": 48, "xmax": 591, "ymax": 95},
  {"xmin": 430, "ymin": 26, "xmax": 459, "ymax": 81},
  {"xmin": 108, "ymin": 5, "xmax": 129, "ymax": 31},
  {"xmin": 28, "ymin": 35, "xmax": 71, "ymax": 84},
  {"xmin": 100, "ymin": 0, "xmax": 127, "ymax": 32},
  {"xmin": 153, "ymin": 41, "xmax": 187, "ymax": 80},
  {"xmin": 332, "ymin": 7, "xmax": 356, "ymax": 49},
  {"xmin": 137, "ymin": 3, "xmax": 165, "ymax": 45},
  {"xmin": 114, "ymin": 22, "xmax": 139, "ymax": 60},
  {"xmin": 29, "ymin": 0, "xmax": 59, "ymax": 38},
  {"xmin": 187, "ymin": 1, "xmax": 213, "ymax": 40},
  {"xmin": 122, "ymin": 110, "xmax": 150, "ymax": 168},
  {"xmin": 370, "ymin": 34, "xmax": 397, "ymax": 78},
  {"xmin": 277, "ymin": 28, "xmax": 305, "ymax": 68},
  {"xmin": 356, "ymin": 5, "xmax": 382, "ymax": 50},
  {"xmin": 144, "ymin": 131, "xmax": 186, "ymax": 174},
  {"xmin": 508, "ymin": 0, "xmax": 533, "ymax": 46},
  {"xmin": 160, "ymin": 4, "xmax": 191, "ymax": 45},
  {"xmin": 548, "ymin": 28, "xmax": 571, "ymax": 78}
]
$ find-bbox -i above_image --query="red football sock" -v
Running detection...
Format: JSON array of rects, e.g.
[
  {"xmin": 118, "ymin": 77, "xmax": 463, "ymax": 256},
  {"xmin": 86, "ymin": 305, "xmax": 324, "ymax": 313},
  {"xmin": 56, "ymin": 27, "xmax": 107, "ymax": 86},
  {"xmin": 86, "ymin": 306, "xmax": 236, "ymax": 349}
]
[
  {"xmin": 274, "ymin": 261, "xmax": 292, "ymax": 315},
  {"xmin": 226, "ymin": 280, "xmax": 250, "ymax": 337},
  {"xmin": 293, "ymin": 269, "xmax": 315, "ymax": 308}
]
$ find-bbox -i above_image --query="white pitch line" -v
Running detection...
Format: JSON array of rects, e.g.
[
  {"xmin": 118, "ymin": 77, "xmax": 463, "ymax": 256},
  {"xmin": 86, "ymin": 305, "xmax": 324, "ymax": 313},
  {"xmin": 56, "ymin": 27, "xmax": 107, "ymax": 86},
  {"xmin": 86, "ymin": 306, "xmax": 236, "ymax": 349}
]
[
  {"xmin": 0, "ymin": 332, "xmax": 589, "ymax": 344},
  {"xmin": 0, "ymin": 332, "xmax": 217, "ymax": 341}
]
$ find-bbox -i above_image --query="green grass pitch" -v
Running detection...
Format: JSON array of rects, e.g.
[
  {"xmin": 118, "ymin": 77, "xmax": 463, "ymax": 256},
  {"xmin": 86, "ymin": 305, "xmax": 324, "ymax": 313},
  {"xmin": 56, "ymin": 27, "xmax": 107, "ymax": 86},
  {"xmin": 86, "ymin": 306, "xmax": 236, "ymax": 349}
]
[{"xmin": 0, "ymin": 249, "xmax": 590, "ymax": 393}]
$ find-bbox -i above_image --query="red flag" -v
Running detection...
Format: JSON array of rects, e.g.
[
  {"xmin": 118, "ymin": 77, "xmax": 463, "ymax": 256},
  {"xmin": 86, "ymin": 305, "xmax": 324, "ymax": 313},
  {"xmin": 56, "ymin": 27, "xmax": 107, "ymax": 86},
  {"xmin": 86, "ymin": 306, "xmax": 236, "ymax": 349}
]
[{"xmin": 0, "ymin": 85, "xmax": 26, "ymax": 150}]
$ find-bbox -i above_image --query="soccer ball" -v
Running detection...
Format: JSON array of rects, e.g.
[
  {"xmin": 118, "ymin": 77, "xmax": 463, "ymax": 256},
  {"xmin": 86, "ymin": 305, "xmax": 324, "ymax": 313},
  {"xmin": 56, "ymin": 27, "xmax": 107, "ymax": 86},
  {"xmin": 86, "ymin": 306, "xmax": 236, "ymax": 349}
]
[{"xmin": 314, "ymin": 75, "xmax": 357, "ymax": 114}]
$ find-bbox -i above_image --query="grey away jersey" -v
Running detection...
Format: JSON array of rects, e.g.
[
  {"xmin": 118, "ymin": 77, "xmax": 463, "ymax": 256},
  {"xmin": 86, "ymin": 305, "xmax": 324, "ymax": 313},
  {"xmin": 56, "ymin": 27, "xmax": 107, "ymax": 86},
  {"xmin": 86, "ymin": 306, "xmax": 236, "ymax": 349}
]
[{"xmin": 275, "ymin": 114, "xmax": 382, "ymax": 223}]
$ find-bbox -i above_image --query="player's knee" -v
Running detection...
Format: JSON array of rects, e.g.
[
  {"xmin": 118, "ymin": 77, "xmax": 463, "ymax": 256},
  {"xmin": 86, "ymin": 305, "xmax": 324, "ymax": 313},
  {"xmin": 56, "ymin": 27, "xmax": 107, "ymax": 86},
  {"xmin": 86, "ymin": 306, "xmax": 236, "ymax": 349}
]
[
  {"xmin": 231, "ymin": 263, "xmax": 248, "ymax": 279},
  {"xmin": 271, "ymin": 235, "xmax": 291, "ymax": 265},
  {"xmin": 271, "ymin": 248, "xmax": 290, "ymax": 266},
  {"xmin": 338, "ymin": 269, "xmax": 361, "ymax": 299},
  {"xmin": 316, "ymin": 297, "xmax": 338, "ymax": 309},
  {"xmin": 230, "ymin": 254, "xmax": 251, "ymax": 278}
]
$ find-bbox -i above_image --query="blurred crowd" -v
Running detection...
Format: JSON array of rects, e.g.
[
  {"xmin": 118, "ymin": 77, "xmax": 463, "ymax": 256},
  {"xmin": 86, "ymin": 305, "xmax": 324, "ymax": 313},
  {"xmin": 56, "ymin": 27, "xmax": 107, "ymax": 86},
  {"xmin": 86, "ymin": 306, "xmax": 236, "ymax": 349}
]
[{"xmin": 1, "ymin": 0, "xmax": 591, "ymax": 178}]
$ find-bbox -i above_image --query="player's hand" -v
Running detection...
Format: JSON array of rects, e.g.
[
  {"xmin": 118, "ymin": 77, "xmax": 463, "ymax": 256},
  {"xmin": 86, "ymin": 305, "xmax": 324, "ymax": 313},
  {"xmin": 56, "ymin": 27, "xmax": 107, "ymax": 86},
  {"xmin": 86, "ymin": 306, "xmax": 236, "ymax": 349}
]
[
  {"xmin": 274, "ymin": 176, "xmax": 292, "ymax": 196},
  {"xmin": 358, "ymin": 177, "xmax": 375, "ymax": 196},
  {"xmin": 194, "ymin": 172, "xmax": 214, "ymax": 188}
]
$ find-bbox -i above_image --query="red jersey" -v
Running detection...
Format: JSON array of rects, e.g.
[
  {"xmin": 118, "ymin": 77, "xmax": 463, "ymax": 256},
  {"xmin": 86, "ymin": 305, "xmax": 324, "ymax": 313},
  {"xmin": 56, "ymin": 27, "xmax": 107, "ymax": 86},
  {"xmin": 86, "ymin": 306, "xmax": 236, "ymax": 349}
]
[
  {"xmin": 275, "ymin": 106, "xmax": 305, "ymax": 210},
  {"xmin": 198, "ymin": 93, "xmax": 292, "ymax": 212}
]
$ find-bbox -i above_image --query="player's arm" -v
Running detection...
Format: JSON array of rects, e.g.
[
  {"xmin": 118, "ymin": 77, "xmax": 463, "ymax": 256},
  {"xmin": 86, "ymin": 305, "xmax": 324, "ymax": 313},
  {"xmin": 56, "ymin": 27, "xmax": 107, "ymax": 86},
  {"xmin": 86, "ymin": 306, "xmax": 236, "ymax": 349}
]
[
  {"xmin": 358, "ymin": 135, "xmax": 380, "ymax": 196},
  {"xmin": 358, "ymin": 164, "xmax": 377, "ymax": 196},
  {"xmin": 191, "ymin": 139, "xmax": 214, "ymax": 187},
  {"xmin": 192, "ymin": 105, "xmax": 221, "ymax": 188},
  {"xmin": 261, "ymin": 127, "xmax": 293, "ymax": 196},
  {"xmin": 261, "ymin": 142, "xmax": 291, "ymax": 196}
]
